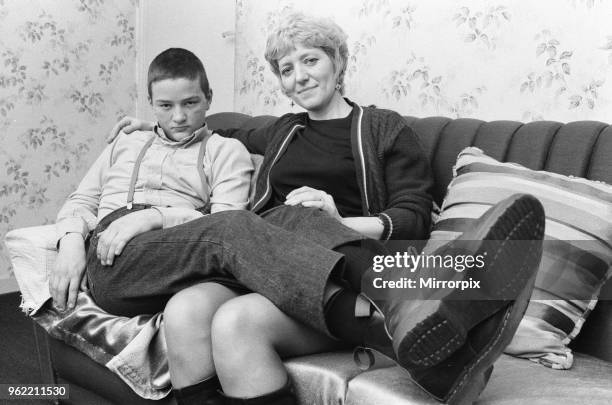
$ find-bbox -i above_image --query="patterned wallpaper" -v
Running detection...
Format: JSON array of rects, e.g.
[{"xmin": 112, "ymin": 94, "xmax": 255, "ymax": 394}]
[
  {"xmin": 2, "ymin": 0, "xmax": 610, "ymax": 289},
  {"xmin": 234, "ymin": 0, "xmax": 612, "ymax": 123},
  {"xmin": 0, "ymin": 0, "xmax": 138, "ymax": 285}
]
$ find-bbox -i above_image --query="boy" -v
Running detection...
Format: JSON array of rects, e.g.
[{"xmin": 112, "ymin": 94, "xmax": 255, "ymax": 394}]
[{"xmin": 50, "ymin": 48, "xmax": 253, "ymax": 313}]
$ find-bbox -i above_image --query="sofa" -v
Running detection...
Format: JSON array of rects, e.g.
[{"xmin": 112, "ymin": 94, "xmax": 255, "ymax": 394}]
[{"xmin": 32, "ymin": 112, "xmax": 612, "ymax": 404}]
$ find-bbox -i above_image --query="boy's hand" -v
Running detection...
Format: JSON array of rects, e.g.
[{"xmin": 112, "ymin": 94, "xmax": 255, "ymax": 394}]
[
  {"xmin": 96, "ymin": 209, "xmax": 162, "ymax": 266},
  {"xmin": 106, "ymin": 116, "xmax": 154, "ymax": 143},
  {"xmin": 50, "ymin": 233, "xmax": 87, "ymax": 311}
]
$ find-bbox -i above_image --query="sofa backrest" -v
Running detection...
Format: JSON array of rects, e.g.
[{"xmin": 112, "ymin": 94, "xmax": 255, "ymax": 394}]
[
  {"xmin": 402, "ymin": 117, "xmax": 612, "ymax": 205},
  {"xmin": 207, "ymin": 112, "xmax": 612, "ymax": 362}
]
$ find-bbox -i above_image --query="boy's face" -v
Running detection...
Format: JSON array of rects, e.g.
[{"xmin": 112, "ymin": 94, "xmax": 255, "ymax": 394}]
[{"xmin": 150, "ymin": 77, "xmax": 210, "ymax": 141}]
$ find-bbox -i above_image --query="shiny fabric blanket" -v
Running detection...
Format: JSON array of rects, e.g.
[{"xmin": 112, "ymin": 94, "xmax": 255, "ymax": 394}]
[{"xmin": 5, "ymin": 224, "xmax": 171, "ymax": 399}]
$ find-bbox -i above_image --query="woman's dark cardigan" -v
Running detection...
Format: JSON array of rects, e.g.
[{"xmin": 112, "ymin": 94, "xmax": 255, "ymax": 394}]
[{"xmin": 217, "ymin": 100, "xmax": 434, "ymax": 241}]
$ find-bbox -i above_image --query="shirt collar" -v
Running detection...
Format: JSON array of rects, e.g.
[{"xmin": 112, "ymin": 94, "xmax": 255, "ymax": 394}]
[{"xmin": 153, "ymin": 123, "xmax": 210, "ymax": 148}]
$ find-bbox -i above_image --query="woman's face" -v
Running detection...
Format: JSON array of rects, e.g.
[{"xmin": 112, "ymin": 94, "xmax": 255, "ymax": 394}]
[{"xmin": 277, "ymin": 44, "xmax": 339, "ymax": 113}]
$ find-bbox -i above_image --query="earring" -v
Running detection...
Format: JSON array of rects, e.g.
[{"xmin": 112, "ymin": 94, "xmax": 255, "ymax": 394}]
[{"xmin": 335, "ymin": 83, "xmax": 341, "ymax": 91}]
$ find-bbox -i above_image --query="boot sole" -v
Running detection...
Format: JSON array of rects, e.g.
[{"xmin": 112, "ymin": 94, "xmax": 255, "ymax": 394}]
[
  {"xmin": 395, "ymin": 194, "xmax": 545, "ymax": 368},
  {"xmin": 443, "ymin": 271, "xmax": 537, "ymax": 405}
]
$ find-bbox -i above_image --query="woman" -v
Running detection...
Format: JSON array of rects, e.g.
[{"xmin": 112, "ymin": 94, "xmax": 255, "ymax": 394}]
[
  {"xmin": 172, "ymin": 13, "xmax": 434, "ymax": 404},
  {"xmin": 108, "ymin": 13, "xmax": 543, "ymax": 405}
]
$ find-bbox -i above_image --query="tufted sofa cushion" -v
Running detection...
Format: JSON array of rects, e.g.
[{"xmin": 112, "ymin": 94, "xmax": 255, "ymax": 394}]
[{"xmin": 399, "ymin": 117, "xmax": 612, "ymax": 204}]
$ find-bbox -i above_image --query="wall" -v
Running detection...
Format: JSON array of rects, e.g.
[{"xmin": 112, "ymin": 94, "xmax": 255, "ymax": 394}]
[
  {"xmin": 2, "ymin": 0, "xmax": 609, "ymax": 293},
  {"xmin": 136, "ymin": 0, "xmax": 236, "ymax": 120},
  {"xmin": 0, "ymin": 0, "xmax": 138, "ymax": 293},
  {"xmin": 234, "ymin": 0, "xmax": 612, "ymax": 122}
]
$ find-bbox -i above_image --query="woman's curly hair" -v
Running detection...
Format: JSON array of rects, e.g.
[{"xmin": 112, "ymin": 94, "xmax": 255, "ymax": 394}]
[{"xmin": 264, "ymin": 12, "xmax": 349, "ymax": 94}]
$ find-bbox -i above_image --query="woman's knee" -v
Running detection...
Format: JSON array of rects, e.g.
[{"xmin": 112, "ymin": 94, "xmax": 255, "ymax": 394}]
[
  {"xmin": 212, "ymin": 294, "xmax": 339, "ymax": 361},
  {"xmin": 211, "ymin": 294, "xmax": 272, "ymax": 345},
  {"xmin": 164, "ymin": 283, "xmax": 237, "ymax": 335}
]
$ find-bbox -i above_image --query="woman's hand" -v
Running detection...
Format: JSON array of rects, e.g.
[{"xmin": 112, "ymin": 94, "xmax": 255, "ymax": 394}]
[
  {"xmin": 285, "ymin": 187, "xmax": 385, "ymax": 239},
  {"xmin": 51, "ymin": 233, "xmax": 87, "ymax": 311},
  {"xmin": 285, "ymin": 186, "xmax": 342, "ymax": 220},
  {"xmin": 106, "ymin": 116, "xmax": 154, "ymax": 143},
  {"xmin": 96, "ymin": 209, "xmax": 162, "ymax": 266}
]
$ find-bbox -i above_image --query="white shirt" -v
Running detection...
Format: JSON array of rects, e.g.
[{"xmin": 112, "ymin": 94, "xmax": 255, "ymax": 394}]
[{"xmin": 55, "ymin": 125, "xmax": 254, "ymax": 242}]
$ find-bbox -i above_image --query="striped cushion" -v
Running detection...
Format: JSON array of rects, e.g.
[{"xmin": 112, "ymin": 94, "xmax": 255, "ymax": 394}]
[{"xmin": 431, "ymin": 147, "xmax": 612, "ymax": 370}]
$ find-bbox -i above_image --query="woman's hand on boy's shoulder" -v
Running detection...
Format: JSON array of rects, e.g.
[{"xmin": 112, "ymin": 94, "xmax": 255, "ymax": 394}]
[{"xmin": 106, "ymin": 116, "xmax": 154, "ymax": 143}]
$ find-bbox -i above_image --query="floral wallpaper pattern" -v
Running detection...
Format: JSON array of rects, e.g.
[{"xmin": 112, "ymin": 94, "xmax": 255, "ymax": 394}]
[
  {"xmin": 234, "ymin": 0, "xmax": 612, "ymax": 124},
  {"xmin": 2, "ymin": 0, "xmax": 610, "ymax": 290},
  {"xmin": 0, "ymin": 0, "xmax": 138, "ymax": 286}
]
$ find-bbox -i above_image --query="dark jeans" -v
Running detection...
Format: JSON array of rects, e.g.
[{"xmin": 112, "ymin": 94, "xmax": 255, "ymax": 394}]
[{"xmin": 86, "ymin": 205, "xmax": 366, "ymax": 334}]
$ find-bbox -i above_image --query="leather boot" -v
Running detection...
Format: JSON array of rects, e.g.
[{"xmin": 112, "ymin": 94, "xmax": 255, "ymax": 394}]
[
  {"xmin": 355, "ymin": 305, "xmax": 504, "ymax": 404},
  {"xmin": 385, "ymin": 193, "xmax": 544, "ymax": 368},
  {"xmin": 362, "ymin": 193, "xmax": 544, "ymax": 403},
  {"xmin": 173, "ymin": 376, "xmax": 224, "ymax": 405},
  {"xmin": 220, "ymin": 379, "xmax": 296, "ymax": 405},
  {"xmin": 411, "ymin": 285, "xmax": 532, "ymax": 404}
]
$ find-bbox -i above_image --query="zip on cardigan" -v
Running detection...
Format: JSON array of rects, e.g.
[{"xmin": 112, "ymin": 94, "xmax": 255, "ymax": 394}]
[
  {"xmin": 354, "ymin": 105, "xmax": 370, "ymax": 215},
  {"xmin": 252, "ymin": 105, "xmax": 371, "ymax": 216},
  {"xmin": 252, "ymin": 124, "xmax": 304, "ymax": 212}
]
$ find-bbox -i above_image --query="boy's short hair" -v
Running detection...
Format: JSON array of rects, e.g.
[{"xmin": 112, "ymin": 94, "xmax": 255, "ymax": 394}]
[
  {"xmin": 147, "ymin": 48, "xmax": 212, "ymax": 99},
  {"xmin": 264, "ymin": 13, "xmax": 349, "ymax": 94}
]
